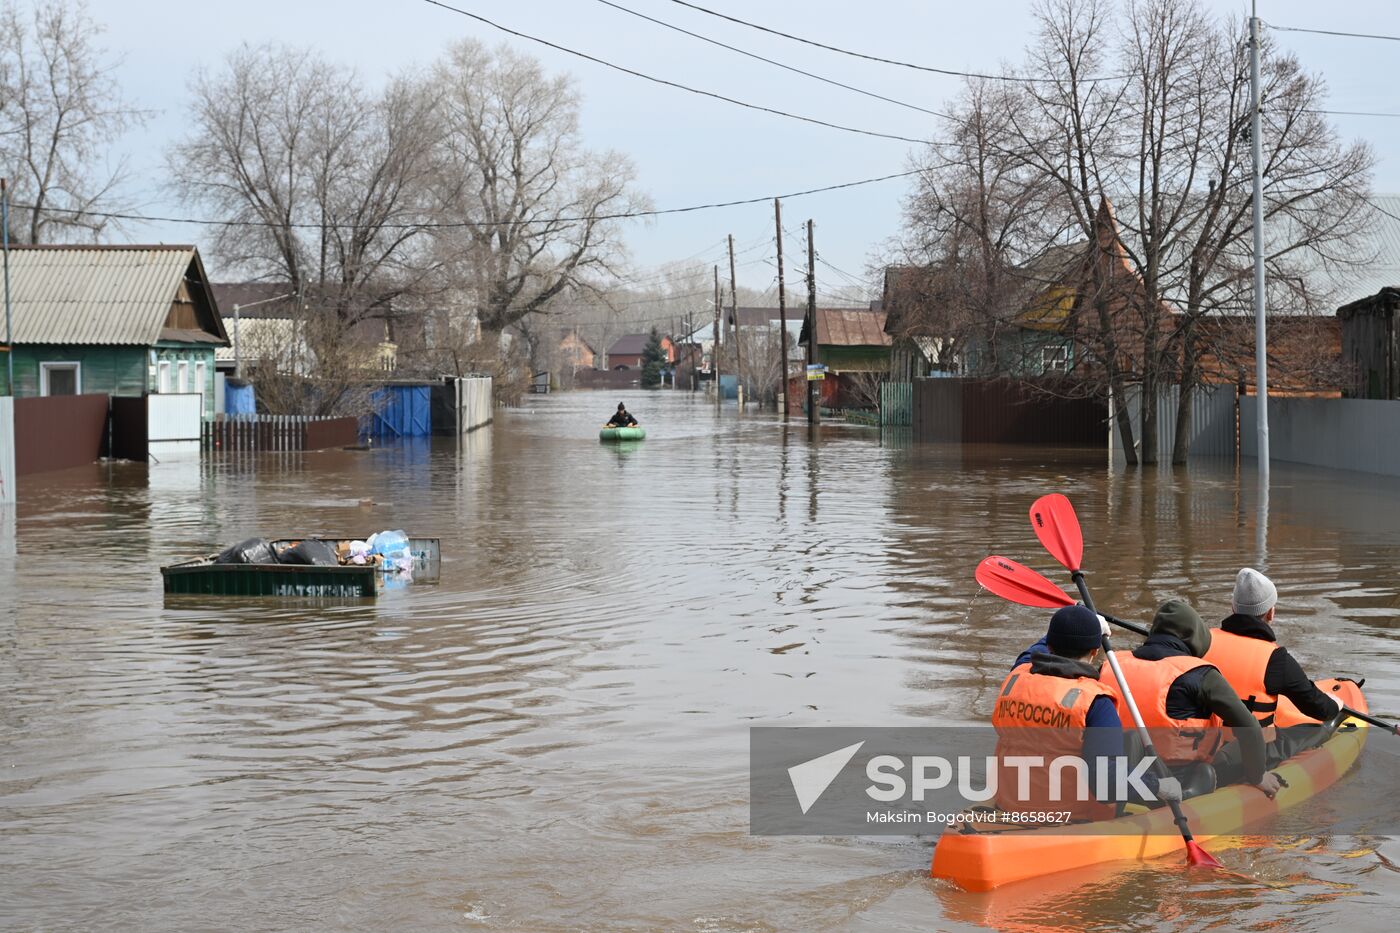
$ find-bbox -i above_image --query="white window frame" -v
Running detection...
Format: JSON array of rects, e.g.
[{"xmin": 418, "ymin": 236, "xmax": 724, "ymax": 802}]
[
  {"xmin": 158, "ymin": 360, "xmax": 172, "ymax": 393},
  {"xmin": 1041, "ymin": 344, "xmax": 1070, "ymax": 374},
  {"xmin": 40, "ymin": 361, "xmax": 82, "ymax": 396},
  {"xmin": 177, "ymin": 360, "xmax": 189, "ymax": 394},
  {"xmin": 194, "ymin": 361, "xmax": 207, "ymax": 414}
]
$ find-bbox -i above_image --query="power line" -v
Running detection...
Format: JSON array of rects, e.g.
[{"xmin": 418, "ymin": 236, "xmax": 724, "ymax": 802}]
[
  {"xmin": 417, "ymin": 0, "xmax": 926, "ymax": 144},
  {"xmin": 590, "ymin": 0, "xmax": 948, "ymax": 118},
  {"xmin": 11, "ymin": 169, "xmax": 924, "ymax": 230},
  {"xmin": 1267, "ymin": 22, "xmax": 1400, "ymax": 43},
  {"xmin": 664, "ymin": 0, "xmax": 1130, "ymax": 84},
  {"xmin": 1304, "ymin": 108, "xmax": 1400, "ymax": 119}
]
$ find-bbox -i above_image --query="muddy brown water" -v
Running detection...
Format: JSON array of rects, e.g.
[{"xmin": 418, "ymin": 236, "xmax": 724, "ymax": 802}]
[{"xmin": 2, "ymin": 390, "xmax": 1398, "ymax": 931}]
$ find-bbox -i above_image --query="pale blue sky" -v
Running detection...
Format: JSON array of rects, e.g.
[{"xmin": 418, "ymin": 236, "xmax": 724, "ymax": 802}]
[{"xmin": 94, "ymin": 0, "xmax": 1400, "ymax": 293}]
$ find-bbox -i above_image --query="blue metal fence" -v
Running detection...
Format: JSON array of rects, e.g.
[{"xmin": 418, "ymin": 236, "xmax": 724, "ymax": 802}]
[{"xmin": 367, "ymin": 384, "xmax": 432, "ymax": 438}]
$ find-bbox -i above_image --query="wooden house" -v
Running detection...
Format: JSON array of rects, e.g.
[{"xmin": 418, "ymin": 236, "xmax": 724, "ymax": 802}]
[
  {"xmin": 0, "ymin": 245, "xmax": 227, "ymax": 419},
  {"xmin": 607, "ymin": 333, "xmax": 675, "ymax": 370}
]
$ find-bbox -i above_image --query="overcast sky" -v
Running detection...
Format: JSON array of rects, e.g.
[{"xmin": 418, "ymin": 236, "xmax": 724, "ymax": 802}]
[{"xmin": 97, "ymin": 0, "xmax": 1400, "ymax": 296}]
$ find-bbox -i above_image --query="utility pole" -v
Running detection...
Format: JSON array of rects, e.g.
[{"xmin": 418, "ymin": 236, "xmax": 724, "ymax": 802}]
[
  {"xmin": 775, "ymin": 198, "xmax": 789, "ymax": 419},
  {"xmin": 713, "ymin": 264, "xmax": 722, "ymax": 414},
  {"xmin": 728, "ymin": 234, "xmax": 742, "ymax": 408},
  {"xmin": 806, "ymin": 219, "xmax": 818, "ymax": 426},
  {"xmin": 1249, "ymin": 2, "xmax": 1269, "ymax": 480},
  {"xmin": 1, "ymin": 179, "xmax": 13, "ymax": 397}
]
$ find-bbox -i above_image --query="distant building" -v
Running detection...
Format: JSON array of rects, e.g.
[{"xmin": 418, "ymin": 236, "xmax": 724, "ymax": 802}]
[
  {"xmin": 607, "ymin": 333, "xmax": 675, "ymax": 370},
  {"xmin": 558, "ymin": 330, "xmax": 596, "ymax": 370},
  {"xmin": 0, "ymin": 244, "xmax": 228, "ymax": 419},
  {"xmin": 798, "ymin": 307, "xmax": 891, "ymax": 408},
  {"xmin": 209, "ymin": 282, "xmax": 400, "ymax": 376}
]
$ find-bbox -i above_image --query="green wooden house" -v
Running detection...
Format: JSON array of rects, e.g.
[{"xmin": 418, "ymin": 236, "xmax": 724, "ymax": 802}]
[
  {"xmin": 0, "ymin": 244, "xmax": 228, "ymax": 419},
  {"xmin": 798, "ymin": 307, "xmax": 892, "ymax": 372}
]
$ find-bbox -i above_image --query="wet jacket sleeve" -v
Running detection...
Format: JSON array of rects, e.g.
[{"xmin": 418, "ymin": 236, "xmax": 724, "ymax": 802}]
[
  {"xmin": 1200, "ymin": 668, "xmax": 1266, "ymax": 784},
  {"xmin": 1013, "ymin": 637, "xmax": 1050, "ymax": 669},
  {"xmin": 1264, "ymin": 647, "xmax": 1337, "ymax": 722}
]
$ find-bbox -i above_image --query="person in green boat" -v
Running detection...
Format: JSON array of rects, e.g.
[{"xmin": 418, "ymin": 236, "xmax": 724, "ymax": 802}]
[{"xmin": 605, "ymin": 403, "xmax": 639, "ymax": 428}]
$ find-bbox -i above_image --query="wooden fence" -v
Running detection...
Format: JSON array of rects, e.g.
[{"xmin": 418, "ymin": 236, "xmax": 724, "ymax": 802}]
[{"xmin": 203, "ymin": 414, "xmax": 359, "ymax": 452}]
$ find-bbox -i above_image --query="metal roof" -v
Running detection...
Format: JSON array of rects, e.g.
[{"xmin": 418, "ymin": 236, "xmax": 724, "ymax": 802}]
[
  {"xmin": 809, "ymin": 307, "xmax": 891, "ymax": 347},
  {"xmin": 2, "ymin": 245, "xmax": 219, "ymax": 346},
  {"xmin": 1333, "ymin": 195, "xmax": 1400, "ymax": 301}
]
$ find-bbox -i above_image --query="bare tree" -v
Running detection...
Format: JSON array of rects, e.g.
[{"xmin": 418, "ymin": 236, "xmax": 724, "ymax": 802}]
[
  {"xmin": 169, "ymin": 43, "xmax": 439, "ymax": 329},
  {"xmin": 428, "ymin": 40, "xmax": 648, "ymax": 344},
  {"xmin": 0, "ymin": 0, "xmax": 144, "ymax": 242},
  {"xmin": 904, "ymin": 0, "xmax": 1373, "ymax": 463}
]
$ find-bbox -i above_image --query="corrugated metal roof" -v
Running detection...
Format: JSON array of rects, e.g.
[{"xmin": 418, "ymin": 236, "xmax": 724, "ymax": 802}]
[
  {"xmin": 814, "ymin": 307, "xmax": 891, "ymax": 347},
  {"xmin": 3, "ymin": 245, "xmax": 198, "ymax": 345},
  {"xmin": 1335, "ymin": 195, "xmax": 1400, "ymax": 300}
]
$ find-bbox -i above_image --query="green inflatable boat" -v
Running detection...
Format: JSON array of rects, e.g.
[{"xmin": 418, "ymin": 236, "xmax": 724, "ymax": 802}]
[{"xmin": 599, "ymin": 426, "xmax": 646, "ymax": 442}]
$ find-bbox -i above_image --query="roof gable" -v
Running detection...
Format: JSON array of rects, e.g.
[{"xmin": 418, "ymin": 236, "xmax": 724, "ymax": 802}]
[{"xmin": 4, "ymin": 245, "xmax": 227, "ymax": 346}]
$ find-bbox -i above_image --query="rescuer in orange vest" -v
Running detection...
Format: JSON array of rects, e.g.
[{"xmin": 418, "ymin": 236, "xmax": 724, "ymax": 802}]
[
  {"xmin": 996, "ymin": 605, "xmax": 1182, "ymax": 821},
  {"xmin": 1206, "ymin": 568, "xmax": 1343, "ymax": 765},
  {"xmin": 1103, "ymin": 599, "xmax": 1281, "ymax": 798}
]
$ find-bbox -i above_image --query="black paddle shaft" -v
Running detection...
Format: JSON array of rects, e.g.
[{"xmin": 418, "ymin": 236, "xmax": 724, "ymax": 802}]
[{"xmin": 1073, "ymin": 571, "xmax": 1201, "ymax": 844}]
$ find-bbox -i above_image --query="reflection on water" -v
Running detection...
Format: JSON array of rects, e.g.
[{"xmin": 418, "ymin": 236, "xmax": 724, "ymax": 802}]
[{"xmin": 1, "ymin": 390, "xmax": 1398, "ymax": 930}]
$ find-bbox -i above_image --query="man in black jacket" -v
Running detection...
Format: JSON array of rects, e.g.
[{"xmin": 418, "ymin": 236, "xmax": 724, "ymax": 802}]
[
  {"xmin": 1205, "ymin": 568, "xmax": 1342, "ymax": 765},
  {"xmin": 1118, "ymin": 600, "xmax": 1278, "ymax": 796}
]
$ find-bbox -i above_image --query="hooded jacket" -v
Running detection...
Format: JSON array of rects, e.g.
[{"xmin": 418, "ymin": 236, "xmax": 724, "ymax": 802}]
[{"xmin": 1130, "ymin": 600, "xmax": 1266, "ymax": 784}]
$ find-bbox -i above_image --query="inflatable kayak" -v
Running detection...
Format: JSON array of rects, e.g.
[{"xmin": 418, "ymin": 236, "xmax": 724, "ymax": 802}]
[
  {"xmin": 599, "ymin": 426, "xmax": 646, "ymax": 441},
  {"xmin": 931, "ymin": 678, "xmax": 1369, "ymax": 891}
]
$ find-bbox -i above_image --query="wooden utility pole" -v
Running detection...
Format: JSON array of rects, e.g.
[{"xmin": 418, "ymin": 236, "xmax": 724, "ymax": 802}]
[
  {"xmin": 713, "ymin": 265, "xmax": 722, "ymax": 413},
  {"xmin": 775, "ymin": 198, "xmax": 789, "ymax": 419},
  {"xmin": 728, "ymin": 234, "xmax": 742, "ymax": 408},
  {"xmin": 806, "ymin": 219, "xmax": 818, "ymax": 426}
]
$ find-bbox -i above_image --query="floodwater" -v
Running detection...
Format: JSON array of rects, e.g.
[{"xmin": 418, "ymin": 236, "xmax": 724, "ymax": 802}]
[{"xmin": 2, "ymin": 389, "xmax": 1398, "ymax": 931}]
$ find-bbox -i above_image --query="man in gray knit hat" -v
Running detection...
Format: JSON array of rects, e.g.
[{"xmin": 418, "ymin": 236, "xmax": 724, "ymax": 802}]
[{"xmin": 1204, "ymin": 568, "xmax": 1343, "ymax": 763}]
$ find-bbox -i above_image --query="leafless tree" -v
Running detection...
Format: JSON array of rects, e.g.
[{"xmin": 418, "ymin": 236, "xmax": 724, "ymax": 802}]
[
  {"xmin": 901, "ymin": 0, "xmax": 1373, "ymax": 463},
  {"xmin": 169, "ymin": 43, "xmax": 439, "ymax": 329},
  {"xmin": 0, "ymin": 0, "xmax": 144, "ymax": 242},
  {"xmin": 428, "ymin": 40, "xmax": 648, "ymax": 345}
]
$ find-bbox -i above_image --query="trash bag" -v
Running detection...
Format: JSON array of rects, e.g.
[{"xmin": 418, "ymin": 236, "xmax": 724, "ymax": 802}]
[
  {"xmin": 214, "ymin": 537, "xmax": 277, "ymax": 565},
  {"xmin": 277, "ymin": 539, "xmax": 339, "ymax": 566},
  {"xmin": 367, "ymin": 530, "xmax": 410, "ymax": 560}
]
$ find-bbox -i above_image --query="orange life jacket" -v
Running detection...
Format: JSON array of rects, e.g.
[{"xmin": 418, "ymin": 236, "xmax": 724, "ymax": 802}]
[
  {"xmin": 992, "ymin": 662, "xmax": 1120, "ymax": 822},
  {"xmin": 1203, "ymin": 628, "xmax": 1279, "ymax": 730},
  {"xmin": 1102, "ymin": 654, "xmax": 1225, "ymax": 764}
]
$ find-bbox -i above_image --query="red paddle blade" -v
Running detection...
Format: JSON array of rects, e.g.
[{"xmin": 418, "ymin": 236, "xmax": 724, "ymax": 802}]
[
  {"xmin": 975, "ymin": 556, "xmax": 1076, "ymax": 609},
  {"xmin": 1186, "ymin": 840, "xmax": 1223, "ymax": 868},
  {"xmin": 1030, "ymin": 494, "xmax": 1085, "ymax": 573}
]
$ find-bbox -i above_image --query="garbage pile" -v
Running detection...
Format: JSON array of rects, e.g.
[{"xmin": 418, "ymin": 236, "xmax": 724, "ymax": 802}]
[{"xmin": 214, "ymin": 530, "xmax": 415, "ymax": 581}]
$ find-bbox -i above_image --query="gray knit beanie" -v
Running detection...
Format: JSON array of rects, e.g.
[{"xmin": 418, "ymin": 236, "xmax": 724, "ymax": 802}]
[{"xmin": 1232, "ymin": 568, "xmax": 1278, "ymax": 617}]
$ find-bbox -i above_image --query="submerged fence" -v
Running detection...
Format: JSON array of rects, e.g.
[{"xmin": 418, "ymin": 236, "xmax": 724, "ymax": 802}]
[
  {"xmin": 203, "ymin": 414, "xmax": 359, "ymax": 452},
  {"xmin": 881, "ymin": 382, "xmax": 912, "ymax": 426}
]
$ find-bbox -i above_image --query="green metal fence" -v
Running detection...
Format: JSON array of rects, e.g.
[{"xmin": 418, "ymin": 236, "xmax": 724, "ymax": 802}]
[{"xmin": 881, "ymin": 381, "xmax": 912, "ymax": 426}]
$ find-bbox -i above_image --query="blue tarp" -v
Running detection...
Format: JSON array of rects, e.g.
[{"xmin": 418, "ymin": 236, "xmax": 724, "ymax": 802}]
[
  {"xmin": 719, "ymin": 375, "xmax": 739, "ymax": 399},
  {"xmin": 367, "ymin": 385, "xmax": 432, "ymax": 437},
  {"xmin": 225, "ymin": 382, "xmax": 256, "ymax": 415}
]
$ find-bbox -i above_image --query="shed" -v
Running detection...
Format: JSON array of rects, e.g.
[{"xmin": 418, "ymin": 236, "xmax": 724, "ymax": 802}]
[
  {"xmin": 0, "ymin": 244, "xmax": 228, "ymax": 420},
  {"xmin": 1337, "ymin": 286, "xmax": 1400, "ymax": 400}
]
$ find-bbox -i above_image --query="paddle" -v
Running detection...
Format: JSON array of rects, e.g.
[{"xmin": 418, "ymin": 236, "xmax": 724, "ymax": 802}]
[
  {"xmin": 1028, "ymin": 493, "xmax": 1223, "ymax": 870},
  {"xmin": 975, "ymin": 555, "xmax": 1150, "ymax": 637},
  {"xmin": 1340, "ymin": 707, "xmax": 1400, "ymax": 736}
]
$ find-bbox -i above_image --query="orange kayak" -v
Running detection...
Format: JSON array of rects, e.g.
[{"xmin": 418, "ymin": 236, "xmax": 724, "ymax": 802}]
[{"xmin": 931, "ymin": 679, "xmax": 1368, "ymax": 891}]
